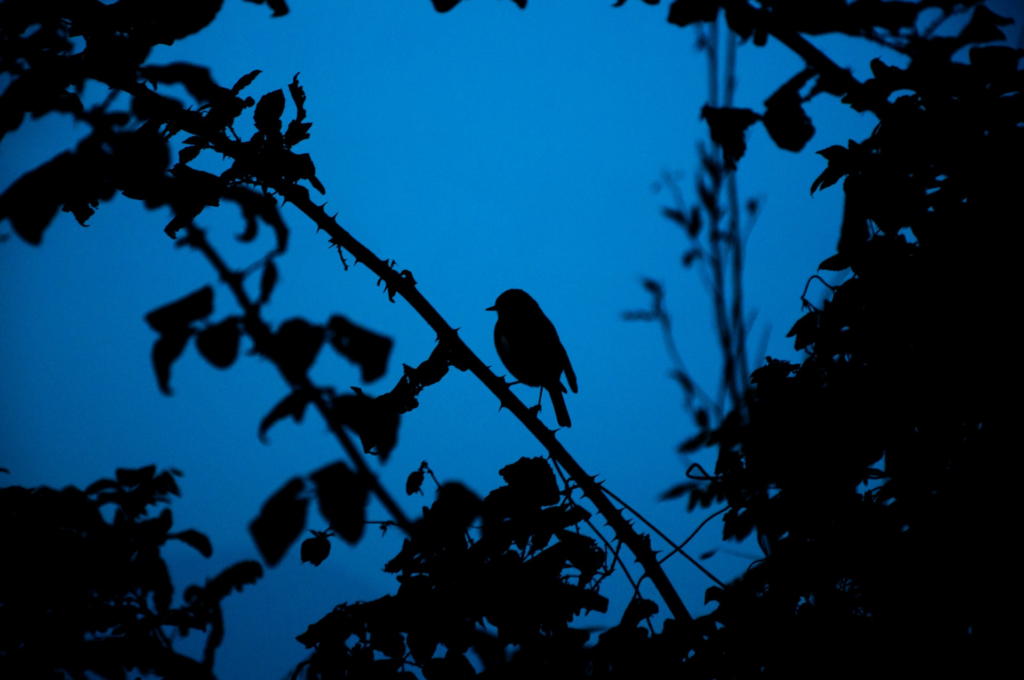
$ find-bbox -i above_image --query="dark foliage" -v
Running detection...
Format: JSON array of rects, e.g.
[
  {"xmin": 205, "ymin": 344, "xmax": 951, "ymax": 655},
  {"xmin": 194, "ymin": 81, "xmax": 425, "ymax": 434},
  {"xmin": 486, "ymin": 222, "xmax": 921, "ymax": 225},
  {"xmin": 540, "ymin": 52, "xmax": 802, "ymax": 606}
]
[
  {"xmin": 2, "ymin": 1, "xmax": 1021, "ymax": 679},
  {"xmin": 666, "ymin": 2, "xmax": 1022, "ymax": 678},
  {"xmin": 0, "ymin": 466, "xmax": 261, "ymax": 680},
  {"xmin": 295, "ymin": 458, "xmax": 625, "ymax": 679}
]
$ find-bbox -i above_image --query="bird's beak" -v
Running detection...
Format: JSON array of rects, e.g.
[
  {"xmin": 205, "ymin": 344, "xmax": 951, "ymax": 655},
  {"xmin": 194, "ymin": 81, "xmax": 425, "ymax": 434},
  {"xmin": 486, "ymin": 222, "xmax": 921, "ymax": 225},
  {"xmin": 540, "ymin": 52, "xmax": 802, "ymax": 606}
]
[{"xmin": 485, "ymin": 305, "xmax": 496, "ymax": 311}]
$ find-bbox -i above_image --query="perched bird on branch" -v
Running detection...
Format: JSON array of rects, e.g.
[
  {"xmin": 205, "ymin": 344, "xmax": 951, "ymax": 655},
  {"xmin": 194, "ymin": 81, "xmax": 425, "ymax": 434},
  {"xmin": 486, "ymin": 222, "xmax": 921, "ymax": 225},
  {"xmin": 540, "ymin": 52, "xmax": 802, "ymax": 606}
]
[{"xmin": 487, "ymin": 289, "xmax": 577, "ymax": 428}]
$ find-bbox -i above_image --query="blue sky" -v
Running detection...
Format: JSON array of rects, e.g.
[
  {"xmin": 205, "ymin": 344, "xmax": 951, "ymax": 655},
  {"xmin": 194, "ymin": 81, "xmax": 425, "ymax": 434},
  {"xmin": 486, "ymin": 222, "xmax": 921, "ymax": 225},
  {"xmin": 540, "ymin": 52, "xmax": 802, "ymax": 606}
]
[{"xmin": 2, "ymin": 2, "xmax": 1020, "ymax": 678}]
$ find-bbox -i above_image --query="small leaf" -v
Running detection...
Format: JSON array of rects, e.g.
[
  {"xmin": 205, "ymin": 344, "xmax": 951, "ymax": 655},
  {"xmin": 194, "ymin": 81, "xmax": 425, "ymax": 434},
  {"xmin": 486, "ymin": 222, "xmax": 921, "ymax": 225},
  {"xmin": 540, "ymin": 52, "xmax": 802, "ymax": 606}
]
[
  {"xmin": 668, "ymin": 0, "xmax": 719, "ymax": 28},
  {"xmin": 811, "ymin": 145, "xmax": 850, "ymax": 194},
  {"xmin": 310, "ymin": 462, "xmax": 368, "ymax": 544},
  {"xmin": 172, "ymin": 529, "xmax": 213, "ymax": 557},
  {"xmin": 207, "ymin": 561, "xmax": 263, "ymax": 600},
  {"xmin": 254, "ymin": 90, "xmax": 286, "ymax": 136},
  {"xmin": 249, "ymin": 478, "xmax": 308, "ymax": 567},
  {"xmin": 499, "ymin": 457, "xmax": 560, "ymax": 508},
  {"xmin": 431, "ymin": 0, "xmax": 463, "ymax": 12},
  {"xmin": 701, "ymin": 106, "xmax": 760, "ymax": 170},
  {"xmin": 152, "ymin": 329, "xmax": 193, "ymax": 395},
  {"xmin": 178, "ymin": 145, "xmax": 201, "ymax": 164},
  {"xmin": 231, "ymin": 69, "xmax": 262, "ymax": 95},
  {"xmin": 145, "ymin": 287, "xmax": 214, "ymax": 334},
  {"xmin": 273, "ymin": 319, "xmax": 324, "ymax": 381},
  {"xmin": 196, "ymin": 318, "xmax": 241, "ymax": 369},
  {"xmin": 258, "ymin": 388, "xmax": 316, "ymax": 443},
  {"xmin": 0, "ymin": 152, "xmax": 77, "ymax": 244},
  {"xmin": 266, "ymin": 0, "xmax": 290, "ymax": 17},
  {"xmin": 300, "ymin": 534, "xmax": 331, "ymax": 566},
  {"xmin": 327, "ymin": 315, "xmax": 393, "ymax": 382},
  {"xmin": 284, "ymin": 121, "xmax": 312, "ymax": 148},
  {"xmin": 329, "ymin": 390, "xmax": 401, "ymax": 461},
  {"xmin": 406, "ymin": 469, "xmax": 425, "ymax": 496},
  {"xmin": 786, "ymin": 311, "xmax": 819, "ymax": 351},
  {"xmin": 762, "ymin": 69, "xmax": 816, "ymax": 152},
  {"xmin": 116, "ymin": 465, "xmax": 157, "ymax": 487},
  {"xmin": 259, "ymin": 260, "xmax": 278, "ymax": 304}
]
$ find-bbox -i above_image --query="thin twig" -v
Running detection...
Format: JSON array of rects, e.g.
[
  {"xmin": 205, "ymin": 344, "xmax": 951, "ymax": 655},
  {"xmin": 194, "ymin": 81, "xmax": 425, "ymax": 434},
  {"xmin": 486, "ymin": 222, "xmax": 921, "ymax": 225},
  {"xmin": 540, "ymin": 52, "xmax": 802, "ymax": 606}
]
[{"xmin": 600, "ymin": 485, "xmax": 725, "ymax": 588}]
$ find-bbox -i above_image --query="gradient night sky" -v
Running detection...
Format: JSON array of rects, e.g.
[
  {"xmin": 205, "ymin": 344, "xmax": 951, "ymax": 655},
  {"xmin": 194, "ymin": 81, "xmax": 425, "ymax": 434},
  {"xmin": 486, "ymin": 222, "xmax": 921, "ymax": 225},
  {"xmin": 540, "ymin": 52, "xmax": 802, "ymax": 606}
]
[{"xmin": 2, "ymin": 2, "xmax": 1020, "ymax": 678}]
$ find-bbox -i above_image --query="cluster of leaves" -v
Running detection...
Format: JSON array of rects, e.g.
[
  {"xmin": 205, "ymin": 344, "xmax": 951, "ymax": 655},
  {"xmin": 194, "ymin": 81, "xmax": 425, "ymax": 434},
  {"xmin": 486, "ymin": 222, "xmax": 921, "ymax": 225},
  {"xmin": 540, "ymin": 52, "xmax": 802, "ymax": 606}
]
[
  {"xmin": 0, "ymin": 0, "xmax": 294, "ymax": 244},
  {"xmin": 247, "ymin": 332, "xmax": 477, "ymax": 568},
  {"xmin": 292, "ymin": 457, "xmax": 696, "ymax": 679},
  {"xmin": 0, "ymin": 466, "xmax": 261, "ymax": 680},
  {"xmin": 662, "ymin": 2, "xmax": 1021, "ymax": 677}
]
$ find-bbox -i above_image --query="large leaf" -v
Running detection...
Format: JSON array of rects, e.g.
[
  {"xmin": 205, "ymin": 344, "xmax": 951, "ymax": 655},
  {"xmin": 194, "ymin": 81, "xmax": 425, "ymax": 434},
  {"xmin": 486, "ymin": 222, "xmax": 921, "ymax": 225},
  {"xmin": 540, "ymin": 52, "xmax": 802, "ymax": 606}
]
[
  {"xmin": 310, "ymin": 462, "xmax": 369, "ymax": 545},
  {"xmin": 249, "ymin": 478, "xmax": 308, "ymax": 567}
]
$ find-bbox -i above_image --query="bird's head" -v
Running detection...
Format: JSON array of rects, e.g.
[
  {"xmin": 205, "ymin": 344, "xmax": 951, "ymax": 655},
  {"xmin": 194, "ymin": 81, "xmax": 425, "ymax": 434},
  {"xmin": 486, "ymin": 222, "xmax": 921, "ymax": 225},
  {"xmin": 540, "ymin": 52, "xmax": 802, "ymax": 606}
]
[{"xmin": 486, "ymin": 288, "xmax": 538, "ymax": 314}]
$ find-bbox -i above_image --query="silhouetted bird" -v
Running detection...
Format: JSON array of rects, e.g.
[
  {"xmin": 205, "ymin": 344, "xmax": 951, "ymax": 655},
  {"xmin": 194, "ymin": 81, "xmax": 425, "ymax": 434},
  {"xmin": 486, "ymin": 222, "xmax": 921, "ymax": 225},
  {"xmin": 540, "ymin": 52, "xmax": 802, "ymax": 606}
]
[{"xmin": 487, "ymin": 289, "xmax": 577, "ymax": 427}]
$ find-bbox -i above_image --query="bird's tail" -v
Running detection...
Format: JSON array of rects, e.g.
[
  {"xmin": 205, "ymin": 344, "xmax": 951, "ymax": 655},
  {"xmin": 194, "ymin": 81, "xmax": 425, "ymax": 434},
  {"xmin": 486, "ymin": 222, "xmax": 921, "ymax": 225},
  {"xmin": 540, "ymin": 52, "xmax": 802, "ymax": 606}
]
[{"xmin": 548, "ymin": 384, "xmax": 571, "ymax": 428}]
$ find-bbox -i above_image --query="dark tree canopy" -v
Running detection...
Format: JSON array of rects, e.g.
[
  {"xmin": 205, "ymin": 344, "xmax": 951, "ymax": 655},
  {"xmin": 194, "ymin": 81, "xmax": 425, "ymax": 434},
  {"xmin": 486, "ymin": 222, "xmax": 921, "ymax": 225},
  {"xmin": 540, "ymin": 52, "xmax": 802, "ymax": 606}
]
[{"xmin": 1, "ymin": 0, "xmax": 1020, "ymax": 678}]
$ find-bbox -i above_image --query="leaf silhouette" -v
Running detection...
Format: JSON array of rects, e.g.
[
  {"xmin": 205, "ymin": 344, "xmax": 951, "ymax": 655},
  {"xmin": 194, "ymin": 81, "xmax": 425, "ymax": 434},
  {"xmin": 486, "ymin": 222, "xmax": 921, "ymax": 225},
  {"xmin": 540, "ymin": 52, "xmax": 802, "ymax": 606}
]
[
  {"xmin": 145, "ymin": 286, "xmax": 214, "ymax": 335},
  {"xmin": 152, "ymin": 329, "xmax": 193, "ymax": 395},
  {"xmin": 249, "ymin": 477, "xmax": 308, "ymax": 567},
  {"xmin": 171, "ymin": 529, "xmax": 213, "ymax": 558},
  {"xmin": 196, "ymin": 317, "xmax": 241, "ymax": 369},
  {"xmin": 254, "ymin": 89, "xmax": 285, "ymax": 136},
  {"xmin": 327, "ymin": 315, "xmax": 394, "ymax": 382},
  {"xmin": 406, "ymin": 469, "xmax": 426, "ymax": 496},
  {"xmin": 301, "ymin": 534, "xmax": 331, "ymax": 566},
  {"xmin": 0, "ymin": 152, "xmax": 77, "ymax": 243},
  {"xmin": 258, "ymin": 388, "xmax": 316, "ymax": 443},
  {"xmin": 762, "ymin": 69, "xmax": 815, "ymax": 152},
  {"xmin": 310, "ymin": 462, "xmax": 368, "ymax": 545},
  {"xmin": 668, "ymin": 0, "xmax": 719, "ymax": 28},
  {"xmin": 701, "ymin": 106, "xmax": 760, "ymax": 170},
  {"xmin": 329, "ymin": 390, "xmax": 400, "ymax": 461},
  {"xmin": 231, "ymin": 69, "xmax": 262, "ymax": 95},
  {"xmin": 810, "ymin": 144, "xmax": 852, "ymax": 194},
  {"xmin": 206, "ymin": 561, "xmax": 264, "ymax": 600},
  {"xmin": 272, "ymin": 319, "xmax": 324, "ymax": 381}
]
